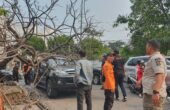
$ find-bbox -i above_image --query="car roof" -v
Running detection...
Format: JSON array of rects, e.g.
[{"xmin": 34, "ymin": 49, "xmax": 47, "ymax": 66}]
[
  {"xmin": 165, "ymin": 56, "xmax": 170, "ymax": 59},
  {"xmin": 128, "ymin": 56, "xmax": 149, "ymax": 59},
  {"xmin": 128, "ymin": 56, "xmax": 170, "ymax": 59}
]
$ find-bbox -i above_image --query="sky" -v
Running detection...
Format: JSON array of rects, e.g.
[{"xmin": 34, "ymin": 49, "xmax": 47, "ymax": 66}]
[
  {"xmin": 52, "ymin": 0, "xmax": 132, "ymax": 42},
  {"xmin": 0, "ymin": 0, "xmax": 132, "ymax": 42},
  {"xmin": 86, "ymin": 0, "xmax": 132, "ymax": 42}
]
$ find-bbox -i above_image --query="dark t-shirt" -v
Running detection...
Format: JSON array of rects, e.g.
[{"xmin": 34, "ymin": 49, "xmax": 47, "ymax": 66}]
[
  {"xmin": 113, "ymin": 55, "xmax": 125, "ymax": 76},
  {"xmin": 13, "ymin": 64, "xmax": 19, "ymax": 74}
]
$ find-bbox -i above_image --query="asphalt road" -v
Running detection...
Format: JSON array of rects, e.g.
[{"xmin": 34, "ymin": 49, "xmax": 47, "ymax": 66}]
[{"xmin": 38, "ymin": 85, "xmax": 170, "ymax": 110}]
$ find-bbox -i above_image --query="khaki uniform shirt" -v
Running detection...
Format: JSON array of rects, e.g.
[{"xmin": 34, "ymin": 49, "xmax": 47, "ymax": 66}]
[{"xmin": 142, "ymin": 52, "xmax": 167, "ymax": 97}]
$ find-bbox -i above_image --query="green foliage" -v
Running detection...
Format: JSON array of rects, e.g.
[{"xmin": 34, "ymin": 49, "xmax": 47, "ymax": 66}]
[
  {"xmin": 120, "ymin": 45, "xmax": 133, "ymax": 60},
  {"xmin": 113, "ymin": 15, "xmax": 128, "ymax": 27},
  {"xmin": 114, "ymin": 0, "xmax": 170, "ymax": 56},
  {"xmin": 48, "ymin": 35, "xmax": 75, "ymax": 53},
  {"xmin": 27, "ymin": 36, "xmax": 46, "ymax": 52},
  {"xmin": 81, "ymin": 38, "xmax": 111, "ymax": 60},
  {"xmin": 108, "ymin": 40, "xmax": 125, "ymax": 50},
  {"xmin": 0, "ymin": 8, "xmax": 8, "ymax": 16}
]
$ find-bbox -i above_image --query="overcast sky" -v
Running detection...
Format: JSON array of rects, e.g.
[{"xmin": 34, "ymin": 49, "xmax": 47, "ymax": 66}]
[
  {"xmin": 30, "ymin": 0, "xmax": 132, "ymax": 42},
  {"xmin": 54, "ymin": 0, "xmax": 132, "ymax": 42},
  {"xmin": 1, "ymin": 0, "xmax": 132, "ymax": 42},
  {"xmin": 86, "ymin": 0, "xmax": 132, "ymax": 42}
]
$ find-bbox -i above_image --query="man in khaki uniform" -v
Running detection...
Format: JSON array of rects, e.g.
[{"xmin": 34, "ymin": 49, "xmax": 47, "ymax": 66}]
[{"xmin": 137, "ymin": 40, "xmax": 167, "ymax": 110}]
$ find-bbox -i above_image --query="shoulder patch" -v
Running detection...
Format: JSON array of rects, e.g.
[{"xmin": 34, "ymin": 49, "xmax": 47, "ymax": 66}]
[{"xmin": 155, "ymin": 58, "xmax": 161, "ymax": 66}]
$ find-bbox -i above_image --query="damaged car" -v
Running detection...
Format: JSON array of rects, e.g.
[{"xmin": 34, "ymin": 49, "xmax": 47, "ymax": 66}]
[{"xmin": 37, "ymin": 57, "xmax": 76, "ymax": 98}]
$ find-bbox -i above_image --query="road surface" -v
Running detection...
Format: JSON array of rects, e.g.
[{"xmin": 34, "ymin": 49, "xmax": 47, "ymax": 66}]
[{"xmin": 37, "ymin": 85, "xmax": 170, "ymax": 110}]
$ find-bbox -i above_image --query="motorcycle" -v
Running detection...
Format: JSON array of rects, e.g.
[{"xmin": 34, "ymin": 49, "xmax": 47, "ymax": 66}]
[{"xmin": 127, "ymin": 75, "xmax": 140, "ymax": 95}]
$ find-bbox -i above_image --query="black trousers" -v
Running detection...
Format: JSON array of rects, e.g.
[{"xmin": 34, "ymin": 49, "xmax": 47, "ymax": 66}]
[
  {"xmin": 77, "ymin": 84, "xmax": 92, "ymax": 110},
  {"xmin": 24, "ymin": 74, "xmax": 30, "ymax": 85},
  {"xmin": 104, "ymin": 90, "xmax": 114, "ymax": 110},
  {"xmin": 115, "ymin": 74, "xmax": 127, "ymax": 99}
]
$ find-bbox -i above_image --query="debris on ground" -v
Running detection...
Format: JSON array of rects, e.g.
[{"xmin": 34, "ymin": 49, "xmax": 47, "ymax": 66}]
[{"xmin": 0, "ymin": 81, "xmax": 48, "ymax": 110}]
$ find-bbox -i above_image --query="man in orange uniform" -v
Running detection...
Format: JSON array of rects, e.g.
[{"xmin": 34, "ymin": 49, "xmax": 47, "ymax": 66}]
[
  {"xmin": 22, "ymin": 63, "xmax": 31, "ymax": 85},
  {"xmin": 102, "ymin": 53, "xmax": 115, "ymax": 110}
]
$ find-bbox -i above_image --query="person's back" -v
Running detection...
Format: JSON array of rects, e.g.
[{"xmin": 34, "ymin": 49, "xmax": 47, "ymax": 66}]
[
  {"xmin": 13, "ymin": 63, "xmax": 19, "ymax": 82},
  {"xmin": 76, "ymin": 59, "xmax": 93, "ymax": 86},
  {"xmin": 75, "ymin": 51, "xmax": 93, "ymax": 110},
  {"xmin": 13, "ymin": 64, "xmax": 19, "ymax": 74}
]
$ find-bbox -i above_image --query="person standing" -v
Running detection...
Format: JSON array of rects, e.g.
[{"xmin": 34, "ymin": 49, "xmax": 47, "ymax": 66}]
[
  {"xmin": 75, "ymin": 50, "xmax": 93, "ymax": 110},
  {"xmin": 102, "ymin": 53, "xmax": 115, "ymax": 110},
  {"xmin": 101, "ymin": 53, "xmax": 107, "ymax": 89},
  {"xmin": 113, "ymin": 49, "xmax": 127, "ymax": 102},
  {"xmin": 136, "ymin": 60, "xmax": 145, "ymax": 97},
  {"xmin": 137, "ymin": 40, "xmax": 167, "ymax": 110},
  {"xmin": 22, "ymin": 63, "xmax": 31, "ymax": 85},
  {"xmin": 13, "ymin": 62, "xmax": 20, "ymax": 82}
]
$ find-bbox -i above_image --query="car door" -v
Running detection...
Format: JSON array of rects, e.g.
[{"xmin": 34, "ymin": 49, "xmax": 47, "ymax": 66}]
[
  {"xmin": 125, "ymin": 57, "xmax": 149, "ymax": 79},
  {"xmin": 166, "ymin": 58, "xmax": 170, "ymax": 87},
  {"xmin": 125, "ymin": 58, "xmax": 138, "ymax": 79},
  {"xmin": 37, "ymin": 62, "xmax": 49, "ymax": 89}
]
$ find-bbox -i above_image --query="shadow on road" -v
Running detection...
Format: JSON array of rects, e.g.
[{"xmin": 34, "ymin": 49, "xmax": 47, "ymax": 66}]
[{"xmin": 36, "ymin": 87, "xmax": 77, "ymax": 99}]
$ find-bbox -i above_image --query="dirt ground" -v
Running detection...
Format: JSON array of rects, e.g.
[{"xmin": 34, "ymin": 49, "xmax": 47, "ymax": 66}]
[{"xmin": 37, "ymin": 85, "xmax": 170, "ymax": 110}]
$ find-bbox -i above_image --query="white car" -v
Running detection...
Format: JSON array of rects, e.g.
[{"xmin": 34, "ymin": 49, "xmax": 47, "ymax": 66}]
[{"xmin": 124, "ymin": 56, "xmax": 170, "ymax": 86}]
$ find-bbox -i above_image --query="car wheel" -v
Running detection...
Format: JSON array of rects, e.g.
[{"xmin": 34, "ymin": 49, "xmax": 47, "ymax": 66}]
[
  {"xmin": 93, "ymin": 75, "xmax": 100, "ymax": 85},
  {"xmin": 47, "ymin": 79, "xmax": 57, "ymax": 98}
]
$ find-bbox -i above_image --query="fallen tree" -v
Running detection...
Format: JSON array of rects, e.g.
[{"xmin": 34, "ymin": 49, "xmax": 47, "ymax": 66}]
[
  {"xmin": 0, "ymin": 0, "xmax": 100, "ymax": 83},
  {"xmin": 0, "ymin": 0, "xmax": 101, "ymax": 109}
]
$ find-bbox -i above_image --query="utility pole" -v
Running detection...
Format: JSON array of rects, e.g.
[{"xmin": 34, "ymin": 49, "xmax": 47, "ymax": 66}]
[{"xmin": 80, "ymin": 0, "xmax": 84, "ymax": 38}]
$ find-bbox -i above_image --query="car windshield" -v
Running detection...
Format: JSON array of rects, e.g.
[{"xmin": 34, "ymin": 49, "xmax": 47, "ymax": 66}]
[
  {"xmin": 47, "ymin": 59, "xmax": 57, "ymax": 68},
  {"xmin": 128, "ymin": 57, "xmax": 170, "ymax": 66},
  {"xmin": 127, "ymin": 57, "xmax": 149, "ymax": 66}
]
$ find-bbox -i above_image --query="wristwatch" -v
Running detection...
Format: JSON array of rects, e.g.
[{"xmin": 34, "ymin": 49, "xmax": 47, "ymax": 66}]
[{"xmin": 153, "ymin": 90, "xmax": 159, "ymax": 95}]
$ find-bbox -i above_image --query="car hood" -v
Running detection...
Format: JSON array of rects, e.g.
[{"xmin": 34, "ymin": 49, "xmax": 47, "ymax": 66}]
[
  {"xmin": 0, "ymin": 69, "xmax": 12, "ymax": 75},
  {"xmin": 50, "ymin": 67, "xmax": 76, "ymax": 77}
]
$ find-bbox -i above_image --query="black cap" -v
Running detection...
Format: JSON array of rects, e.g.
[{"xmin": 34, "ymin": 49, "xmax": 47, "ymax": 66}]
[{"xmin": 106, "ymin": 52, "xmax": 114, "ymax": 58}]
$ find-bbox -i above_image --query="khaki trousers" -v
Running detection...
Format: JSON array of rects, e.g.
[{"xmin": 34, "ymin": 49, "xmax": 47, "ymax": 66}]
[{"xmin": 143, "ymin": 93, "xmax": 165, "ymax": 110}]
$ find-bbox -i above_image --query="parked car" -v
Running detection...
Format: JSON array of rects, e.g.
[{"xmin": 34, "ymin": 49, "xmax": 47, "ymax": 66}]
[
  {"xmin": 91, "ymin": 61, "xmax": 103, "ymax": 85},
  {"xmin": 37, "ymin": 57, "xmax": 77, "ymax": 98},
  {"xmin": 93, "ymin": 67, "xmax": 102, "ymax": 85},
  {"xmin": 0, "ymin": 69, "xmax": 13, "ymax": 82},
  {"xmin": 0, "ymin": 69, "xmax": 23, "ymax": 82},
  {"xmin": 125, "ymin": 56, "xmax": 170, "ymax": 87}
]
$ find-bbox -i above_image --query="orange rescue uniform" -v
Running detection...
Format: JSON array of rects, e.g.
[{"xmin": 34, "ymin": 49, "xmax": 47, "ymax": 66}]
[
  {"xmin": 102, "ymin": 61, "xmax": 115, "ymax": 91},
  {"xmin": 22, "ymin": 64, "xmax": 31, "ymax": 74}
]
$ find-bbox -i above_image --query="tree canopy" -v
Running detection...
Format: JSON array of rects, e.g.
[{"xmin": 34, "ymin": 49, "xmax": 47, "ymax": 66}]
[
  {"xmin": 0, "ymin": 7, "xmax": 8, "ymax": 16},
  {"xmin": 108, "ymin": 40, "xmax": 125, "ymax": 50},
  {"xmin": 81, "ymin": 38, "xmax": 111, "ymax": 60},
  {"xmin": 114, "ymin": 0, "xmax": 170, "ymax": 56},
  {"xmin": 48, "ymin": 35, "xmax": 75, "ymax": 54},
  {"xmin": 27, "ymin": 36, "xmax": 46, "ymax": 52}
]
